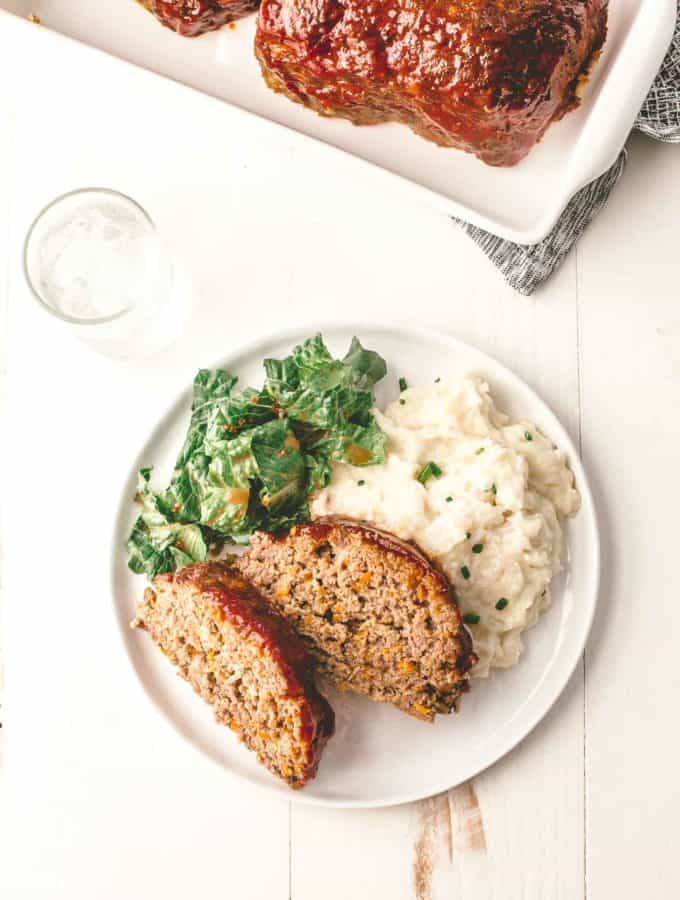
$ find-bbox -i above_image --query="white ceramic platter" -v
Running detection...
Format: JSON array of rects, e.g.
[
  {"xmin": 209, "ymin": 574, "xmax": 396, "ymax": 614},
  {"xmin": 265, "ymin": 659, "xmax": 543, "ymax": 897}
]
[
  {"xmin": 3, "ymin": 2, "xmax": 675, "ymax": 243},
  {"xmin": 111, "ymin": 324, "xmax": 599, "ymax": 807}
]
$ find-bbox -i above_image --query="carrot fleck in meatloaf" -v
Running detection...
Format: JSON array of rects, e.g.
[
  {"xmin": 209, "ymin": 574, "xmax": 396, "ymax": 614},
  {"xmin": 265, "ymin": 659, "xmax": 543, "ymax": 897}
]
[
  {"xmin": 131, "ymin": 560, "xmax": 334, "ymax": 788},
  {"xmin": 239, "ymin": 518, "xmax": 478, "ymax": 720},
  {"xmin": 138, "ymin": 0, "xmax": 258, "ymax": 36},
  {"xmin": 255, "ymin": 0, "xmax": 609, "ymax": 166}
]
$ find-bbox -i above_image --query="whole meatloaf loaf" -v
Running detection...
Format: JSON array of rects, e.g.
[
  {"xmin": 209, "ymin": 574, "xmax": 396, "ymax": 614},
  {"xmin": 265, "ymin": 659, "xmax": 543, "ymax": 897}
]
[
  {"xmin": 131, "ymin": 561, "xmax": 334, "ymax": 788},
  {"xmin": 239, "ymin": 519, "xmax": 478, "ymax": 721},
  {"xmin": 138, "ymin": 0, "xmax": 259, "ymax": 36},
  {"xmin": 255, "ymin": 0, "xmax": 608, "ymax": 165}
]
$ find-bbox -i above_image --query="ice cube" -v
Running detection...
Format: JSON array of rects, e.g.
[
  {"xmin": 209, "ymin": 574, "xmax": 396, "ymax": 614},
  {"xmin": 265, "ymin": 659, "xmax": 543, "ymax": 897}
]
[{"xmin": 36, "ymin": 201, "xmax": 163, "ymax": 321}]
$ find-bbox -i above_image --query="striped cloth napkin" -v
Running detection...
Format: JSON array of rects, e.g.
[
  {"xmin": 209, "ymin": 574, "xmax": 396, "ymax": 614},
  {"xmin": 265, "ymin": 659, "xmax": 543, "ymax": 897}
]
[{"xmin": 456, "ymin": 14, "xmax": 680, "ymax": 296}]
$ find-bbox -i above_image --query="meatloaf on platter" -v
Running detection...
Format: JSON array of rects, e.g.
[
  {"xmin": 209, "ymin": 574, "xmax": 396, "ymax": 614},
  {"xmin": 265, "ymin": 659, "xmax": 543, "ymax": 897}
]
[
  {"xmin": 138, "ymin": 0, "xmax": 259, "ymax": 36},
  {"xmin": 255, "ymin": 0, "xmax": 609, "ymax": 165}
]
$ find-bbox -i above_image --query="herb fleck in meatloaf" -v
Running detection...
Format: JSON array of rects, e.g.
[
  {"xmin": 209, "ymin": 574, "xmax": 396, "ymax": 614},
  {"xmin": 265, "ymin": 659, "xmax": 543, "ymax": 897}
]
[
  {"xmin": 131, "ymin": 561, "xmax": 334, "ymax": 788},
  {"xmin": 138, "ymin": 0, "xmax": 258, "ymax": 36},
  {"xmin": 255, "ymin": 0, "xmax": 608, "ymax": 166},
  {"xmin": 239, "ymin": 519, "xmax": 478, "ymax": 720}
]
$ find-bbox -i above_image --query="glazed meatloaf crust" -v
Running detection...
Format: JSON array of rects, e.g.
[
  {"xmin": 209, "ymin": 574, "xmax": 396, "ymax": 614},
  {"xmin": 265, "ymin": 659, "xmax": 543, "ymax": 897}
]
[
  {"xmin": 131, "ymin": 561, "xmax": 334, "ymax": 788},
  {"xmin": 255, "ymin": 0, "xmax": 608, "ymax": 165},
  {"xmin": 239, "ymin": 518, "xmax": 477, "ymax": 721},
  {"xmin": 138, "ymin": 0, "xmax": 258, "ymax": 36}
]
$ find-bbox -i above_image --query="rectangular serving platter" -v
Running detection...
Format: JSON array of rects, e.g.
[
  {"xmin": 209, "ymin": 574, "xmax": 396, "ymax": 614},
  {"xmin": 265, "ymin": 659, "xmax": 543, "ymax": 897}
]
[{"xmin": 3, "ymin": 0, "xmax": 675, "ymax": 243}]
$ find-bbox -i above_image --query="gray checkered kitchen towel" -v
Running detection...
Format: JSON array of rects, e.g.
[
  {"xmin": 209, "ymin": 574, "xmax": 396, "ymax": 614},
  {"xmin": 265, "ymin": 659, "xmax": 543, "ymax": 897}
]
[{"xmin": 457, "ymin": 12, "xmax": 680, "ymax": 296}]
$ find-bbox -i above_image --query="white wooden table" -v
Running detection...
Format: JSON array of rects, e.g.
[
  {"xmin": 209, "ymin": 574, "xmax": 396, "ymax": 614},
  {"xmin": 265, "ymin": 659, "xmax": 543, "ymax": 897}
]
[{"xmin": 1, "ymin": 19, "xmax": 679, "ymax": 900}]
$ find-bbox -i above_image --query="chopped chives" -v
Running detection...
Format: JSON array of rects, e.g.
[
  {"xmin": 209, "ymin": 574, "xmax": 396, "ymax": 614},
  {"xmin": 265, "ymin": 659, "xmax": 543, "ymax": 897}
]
[
  {"xmin": 435, "ymin": 377, "xmax": 441, "ymax": 383},
  {"xmin": 524, "ymin": 431, "xmax": 533, "ymax": 441},
  {"xmin": 399, "ymin": 377, "xmax": 408, "ymax": 392},
  {"xmin": 446, "ymin": 496, "xmax": 453, "ymax": 502},
  {"xmin": 417, "ymin": 461, "xmax": 442, "ymax": 484},
  {"xmin": 491, "ymin": 484, "xmax": 497, "ymax": 495},
  {"xmin": 460, "ymin": 565, "xmax": 471, "ymax": 580},
  {"xmin": 475, "ymin": 447, "xmax": 485, "ymax": 455},
  {"xmin": 463, "ymin": 612, "xmax": 480, "ymax": 625},
  {"xmin": 472, "ymin": 543, "xmax": 484, "ymax": 554},
  {"xmin": 357, "ymin": 479, "xmax": 365, "ymax": 486},
  {"xmin": 496, "ymin": 598, "xmax": 509, "ymax": 610},
  {"xmin": 399, "ymin": 399, "xmax": 406, "ymax": 405}
]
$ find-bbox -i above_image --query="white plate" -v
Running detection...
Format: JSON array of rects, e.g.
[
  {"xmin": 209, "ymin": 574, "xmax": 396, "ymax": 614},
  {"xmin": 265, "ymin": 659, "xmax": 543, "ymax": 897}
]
[
  {"xmin": 3, "ymin": 1, "xmax": 675, "ymax": 243},
  {"xmin": 111, "ymin": 324, "xmax": 599, "ymax": 807}
]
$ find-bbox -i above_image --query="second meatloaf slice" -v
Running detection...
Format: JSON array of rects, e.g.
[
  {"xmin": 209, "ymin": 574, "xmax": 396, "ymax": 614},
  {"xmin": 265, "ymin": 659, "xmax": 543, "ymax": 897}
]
[
  {"xmin": 239, "ymin": 519, "xmax": 477, "ymax": 720},
  {"xmin": 131, "ymin": 561, "xmax": 334, "ymax": 788}
]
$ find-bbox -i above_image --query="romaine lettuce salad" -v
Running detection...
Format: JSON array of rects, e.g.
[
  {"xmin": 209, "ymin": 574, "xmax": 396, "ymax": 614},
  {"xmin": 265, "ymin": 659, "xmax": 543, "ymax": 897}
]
[{"xmin": 127, "ymin": 334, "xmax": 387, "ymax": 578}]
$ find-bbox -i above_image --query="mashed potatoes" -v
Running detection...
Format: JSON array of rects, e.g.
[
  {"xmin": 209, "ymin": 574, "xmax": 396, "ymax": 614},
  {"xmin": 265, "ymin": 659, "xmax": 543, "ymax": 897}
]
[{"xmin": 311, "ymin": 377, "xmax": 580, "ymax": 676}]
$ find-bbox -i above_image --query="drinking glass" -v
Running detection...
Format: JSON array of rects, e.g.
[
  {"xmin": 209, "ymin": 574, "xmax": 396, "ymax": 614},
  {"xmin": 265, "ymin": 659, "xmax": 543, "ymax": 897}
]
[{"xmin": 23, "ymin": 188, "xmax": 188, "ymax": 358}]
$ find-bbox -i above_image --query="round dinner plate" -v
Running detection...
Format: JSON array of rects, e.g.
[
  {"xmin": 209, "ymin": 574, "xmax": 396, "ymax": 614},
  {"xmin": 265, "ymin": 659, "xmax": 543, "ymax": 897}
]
[{"xmin": 111, "ymin": 324, "xmax": 599, "ymax": 807}]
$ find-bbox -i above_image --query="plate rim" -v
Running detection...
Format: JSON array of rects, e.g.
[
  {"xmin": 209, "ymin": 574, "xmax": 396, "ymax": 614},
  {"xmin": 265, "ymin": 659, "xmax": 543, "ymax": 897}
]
[{"xmin": 110, "ymin": 322, "xmax": 600, "ymax": 808}]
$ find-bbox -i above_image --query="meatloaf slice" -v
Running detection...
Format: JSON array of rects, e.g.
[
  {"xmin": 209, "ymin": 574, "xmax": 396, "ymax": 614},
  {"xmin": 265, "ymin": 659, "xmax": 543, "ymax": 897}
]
[
  {"xmin": 131, "ymin": 560, "xmax": 334, "ymax": 788},
  {"xmin": 239, "ymin": 519, "xmax": 477, "ymax": 721},
  {"xmin": 138, "ymin": 0, "xmax": 258, "ymax": 36},
  {"xmin": 255, "ymin": 0, "xmax": 608, "ymax": 166}
]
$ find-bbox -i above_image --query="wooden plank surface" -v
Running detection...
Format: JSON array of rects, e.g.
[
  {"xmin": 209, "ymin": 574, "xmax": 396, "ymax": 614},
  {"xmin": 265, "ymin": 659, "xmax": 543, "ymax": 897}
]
[
  {"xmin": 1, "ymin": 16, "xmax": 680, "ymax": 900},
  {"xmin": 578, "ymin": 131, "xmax": 680, "ymax": 898},
  {"xmin": 0, "ymin": 49, "xmax": 17, "ymax": 781}
]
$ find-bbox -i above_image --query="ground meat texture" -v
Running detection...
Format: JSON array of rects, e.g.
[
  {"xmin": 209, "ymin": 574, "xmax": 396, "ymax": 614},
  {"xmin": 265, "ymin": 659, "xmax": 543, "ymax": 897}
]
[
  {"xmin": 254, "ymin": 0, "xmax": 608, "ymax": 166},
  {"xmin": 138, "ymin": 0, "xmax": 259, "ymax": 36},
  {"xmin": 131, "ymin": 561, "xmax": 334, "ymax": 788},
  {"xmin": 238, "ymin": 519, "xmax": 478, "ymax": 721}
]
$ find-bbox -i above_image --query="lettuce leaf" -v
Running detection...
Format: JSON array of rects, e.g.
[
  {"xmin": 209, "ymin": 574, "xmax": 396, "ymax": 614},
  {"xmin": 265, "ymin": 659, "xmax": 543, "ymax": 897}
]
[
  {"xmin": 175, "ymin": 369, "xmax": 237, "ymax": 468},
  {"xmin": 342, "ymin": 336, "xmax": 388, "ymax": 388},
  {"xmin": 126, "ymin": 469, "xmax": 208, "ymax": 578}
]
